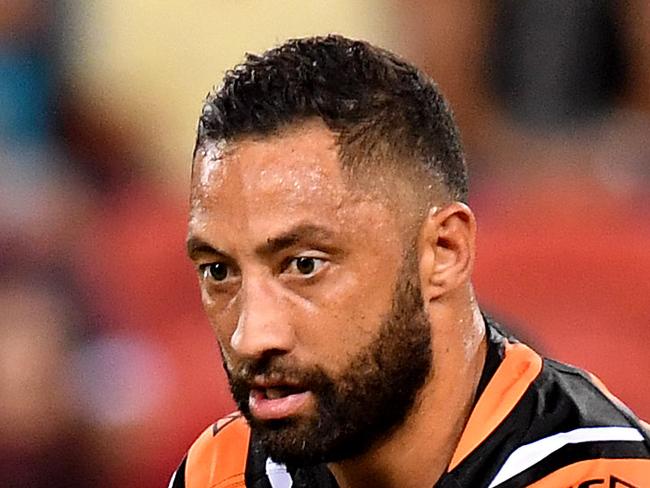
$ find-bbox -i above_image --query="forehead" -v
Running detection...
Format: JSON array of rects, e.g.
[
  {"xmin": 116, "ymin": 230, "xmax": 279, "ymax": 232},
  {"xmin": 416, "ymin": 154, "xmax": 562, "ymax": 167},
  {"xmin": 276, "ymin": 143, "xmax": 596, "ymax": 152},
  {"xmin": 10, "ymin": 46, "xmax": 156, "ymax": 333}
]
[
  {"xmin": 193, "ymin": 122, "xmax": 342, "ymax": 203},
  {"xmin": 188, "ymin": 121, "xmax": 398, "ymax": 246}
]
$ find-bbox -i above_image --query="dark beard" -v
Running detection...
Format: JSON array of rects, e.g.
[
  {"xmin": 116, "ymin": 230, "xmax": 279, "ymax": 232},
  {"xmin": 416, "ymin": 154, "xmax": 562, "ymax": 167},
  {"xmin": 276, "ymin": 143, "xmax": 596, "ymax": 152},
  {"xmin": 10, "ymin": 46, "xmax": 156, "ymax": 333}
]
[{"xmin": 224, "ymin": 261, "xmax": 432, "ymax": 466}]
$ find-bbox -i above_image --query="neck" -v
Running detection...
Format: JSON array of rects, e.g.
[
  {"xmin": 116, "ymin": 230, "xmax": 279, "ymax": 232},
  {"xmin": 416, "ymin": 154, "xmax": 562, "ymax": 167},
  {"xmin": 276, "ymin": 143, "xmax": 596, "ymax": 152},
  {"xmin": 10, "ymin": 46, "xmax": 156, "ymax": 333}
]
[{"xmin": 328, "ymin": 302, "xmax": 487, "ymax": 488}]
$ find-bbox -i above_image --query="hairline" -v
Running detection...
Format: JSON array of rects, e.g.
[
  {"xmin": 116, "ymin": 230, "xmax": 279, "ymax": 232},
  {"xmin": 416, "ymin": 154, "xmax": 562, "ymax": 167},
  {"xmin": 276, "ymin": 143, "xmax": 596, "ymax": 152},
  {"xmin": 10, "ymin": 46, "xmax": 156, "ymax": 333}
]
[{"xmin": 192, "ymin": 117, "xmax": 449, "ymax": 233}]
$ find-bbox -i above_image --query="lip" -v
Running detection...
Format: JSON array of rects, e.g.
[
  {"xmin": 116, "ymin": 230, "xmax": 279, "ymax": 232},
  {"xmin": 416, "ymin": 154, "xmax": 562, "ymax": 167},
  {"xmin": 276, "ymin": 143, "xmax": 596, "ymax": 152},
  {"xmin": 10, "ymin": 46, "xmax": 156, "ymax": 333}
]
[
  {"xmin": 248, "ymin": 388, "xmax": 313, "ymax": 420},
  {"xmin": 251, "ymin": 374, "xmax": 302, "ymax": 389}
]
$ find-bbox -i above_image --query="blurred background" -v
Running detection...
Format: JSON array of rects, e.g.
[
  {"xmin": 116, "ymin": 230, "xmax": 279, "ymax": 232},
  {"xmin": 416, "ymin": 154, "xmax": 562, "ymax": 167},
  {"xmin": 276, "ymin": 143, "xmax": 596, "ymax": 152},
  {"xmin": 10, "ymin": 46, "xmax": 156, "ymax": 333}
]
[{"xmin": 1, "ymin": 1, "xmax": 648, "ymax": 486}]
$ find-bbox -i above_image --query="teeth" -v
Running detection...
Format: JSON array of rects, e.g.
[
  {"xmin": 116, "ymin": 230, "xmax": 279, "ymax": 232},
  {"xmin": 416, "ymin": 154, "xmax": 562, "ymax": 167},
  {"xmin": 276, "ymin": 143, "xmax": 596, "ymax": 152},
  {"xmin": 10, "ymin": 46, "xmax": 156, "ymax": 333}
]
[{"xmin": 266, "ymin": 388, "xmax": 285, "ymax": 400}]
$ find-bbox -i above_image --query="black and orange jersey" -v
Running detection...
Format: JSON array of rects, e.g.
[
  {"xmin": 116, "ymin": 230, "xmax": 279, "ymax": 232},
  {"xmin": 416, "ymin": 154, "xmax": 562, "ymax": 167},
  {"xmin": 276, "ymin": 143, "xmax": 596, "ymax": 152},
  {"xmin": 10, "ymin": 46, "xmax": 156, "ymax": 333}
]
[{"xmin": 169, "ymin": 318, "xmax": 650, "ymax": 487}]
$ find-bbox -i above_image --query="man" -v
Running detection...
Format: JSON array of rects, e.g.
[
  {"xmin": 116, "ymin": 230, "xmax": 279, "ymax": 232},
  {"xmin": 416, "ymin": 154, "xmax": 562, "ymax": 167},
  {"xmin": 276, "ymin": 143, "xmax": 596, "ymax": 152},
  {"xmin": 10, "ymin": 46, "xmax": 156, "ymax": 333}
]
[{"xmin": 172, "ymin": 35, "xmax": 650, "ymax": 487}]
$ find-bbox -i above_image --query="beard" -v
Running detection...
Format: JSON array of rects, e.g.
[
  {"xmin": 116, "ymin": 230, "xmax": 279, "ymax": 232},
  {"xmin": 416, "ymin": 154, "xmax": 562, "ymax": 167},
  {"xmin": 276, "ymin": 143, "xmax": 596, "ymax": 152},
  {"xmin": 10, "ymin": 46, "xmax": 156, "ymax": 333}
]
[{"xmin": 223, "ymin": 258, "xmax": 432, "ymax": 466}]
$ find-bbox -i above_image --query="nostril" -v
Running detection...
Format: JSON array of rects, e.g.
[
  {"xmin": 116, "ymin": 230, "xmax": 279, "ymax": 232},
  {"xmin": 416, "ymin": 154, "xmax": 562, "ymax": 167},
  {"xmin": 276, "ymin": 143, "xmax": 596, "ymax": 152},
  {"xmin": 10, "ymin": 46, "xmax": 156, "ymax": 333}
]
[{"xmin": 230, "ymin": 313, "xmax": 295, "ymax": 359}]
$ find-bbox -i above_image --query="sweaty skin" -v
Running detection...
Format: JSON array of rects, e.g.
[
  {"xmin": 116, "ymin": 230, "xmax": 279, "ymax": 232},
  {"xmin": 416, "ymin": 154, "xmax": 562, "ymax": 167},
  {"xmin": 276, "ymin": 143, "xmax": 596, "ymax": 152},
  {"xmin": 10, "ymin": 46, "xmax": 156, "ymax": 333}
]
[{"xmin": 187, "ymin": 120, "xmax": 486, "ymax": 488}]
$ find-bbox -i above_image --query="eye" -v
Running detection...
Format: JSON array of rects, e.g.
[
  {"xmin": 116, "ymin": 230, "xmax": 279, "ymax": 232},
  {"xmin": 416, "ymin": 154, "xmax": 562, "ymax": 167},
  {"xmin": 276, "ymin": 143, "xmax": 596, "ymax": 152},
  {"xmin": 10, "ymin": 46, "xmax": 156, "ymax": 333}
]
[
  {"xmin": 201, "ymin": 262, "xmax": 230, "ymax": 282},
  {"xmin": 285, "ymin": 256, "xmax": 326, "ymax": 276}
]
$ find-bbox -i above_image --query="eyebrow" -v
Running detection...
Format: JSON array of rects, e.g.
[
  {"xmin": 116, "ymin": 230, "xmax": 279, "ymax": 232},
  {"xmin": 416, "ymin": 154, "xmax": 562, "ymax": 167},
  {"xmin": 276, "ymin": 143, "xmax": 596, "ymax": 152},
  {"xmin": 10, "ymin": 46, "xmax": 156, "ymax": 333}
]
[
  {"xmin": 186, "ymin": 223, "xmax": 339, "ymax": 261},
  {"xmin": 186, "ymin": 236, "xmax": 227, "ymax": 261},
  {"xmin": 255, "ymin": 224, "xmax": 338, "ymax": 256}
]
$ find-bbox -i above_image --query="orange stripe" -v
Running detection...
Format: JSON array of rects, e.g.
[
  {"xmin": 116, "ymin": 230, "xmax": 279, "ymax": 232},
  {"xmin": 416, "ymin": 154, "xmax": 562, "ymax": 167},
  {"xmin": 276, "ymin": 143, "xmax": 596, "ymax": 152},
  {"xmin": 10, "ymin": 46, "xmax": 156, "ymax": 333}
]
[
  {"xmin": 525, "ymin": 458, "xmax": 650, "ymax": 487},
  {"xmin": 448, "ymin": 341, "xmax": 542, "ymax": 471},
  {"xmin": 186, "ymin": 414, "xmax": 250, "ymax": 488}
]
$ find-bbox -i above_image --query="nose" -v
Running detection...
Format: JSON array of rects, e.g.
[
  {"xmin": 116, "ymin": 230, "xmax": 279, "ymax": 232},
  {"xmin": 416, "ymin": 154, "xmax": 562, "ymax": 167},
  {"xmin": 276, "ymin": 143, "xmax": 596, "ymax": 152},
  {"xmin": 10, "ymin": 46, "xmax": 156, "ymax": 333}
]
[{"xmin": 230, "ymin": 278, "xmax": 295, "ymax": 360}]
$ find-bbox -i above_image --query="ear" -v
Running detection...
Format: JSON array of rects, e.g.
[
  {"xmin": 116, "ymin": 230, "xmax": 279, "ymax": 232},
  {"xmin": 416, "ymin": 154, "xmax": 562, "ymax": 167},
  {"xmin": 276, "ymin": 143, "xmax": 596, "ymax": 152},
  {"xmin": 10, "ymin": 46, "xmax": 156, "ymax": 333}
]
[{"xmin": 418, "ymin": 202, "xmax": 476, "ymax": 301}]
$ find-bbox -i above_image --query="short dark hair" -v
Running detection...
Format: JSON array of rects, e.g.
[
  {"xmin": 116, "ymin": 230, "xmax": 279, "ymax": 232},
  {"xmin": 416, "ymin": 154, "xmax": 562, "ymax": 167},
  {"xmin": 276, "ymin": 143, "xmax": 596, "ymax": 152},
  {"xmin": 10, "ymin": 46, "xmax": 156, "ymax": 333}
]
[{"xmin": 196, "ymin": 34, "xmax": 468, "ymax": 202}]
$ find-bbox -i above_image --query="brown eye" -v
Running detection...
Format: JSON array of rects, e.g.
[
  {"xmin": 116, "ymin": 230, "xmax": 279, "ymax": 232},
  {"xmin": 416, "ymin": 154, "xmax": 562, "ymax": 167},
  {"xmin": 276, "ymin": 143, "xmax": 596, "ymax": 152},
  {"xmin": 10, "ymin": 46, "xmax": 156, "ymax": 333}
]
[
  {"xmin": 204, "ymin": 263, "xmax": 229, "ymax": 281},
  {"xmin": 285, "ymin": 256, "xmax": 326, "ymax": 277},
  {"xmin": 296, "ymin": 257, "xmax": 315, "ymax": 275}
]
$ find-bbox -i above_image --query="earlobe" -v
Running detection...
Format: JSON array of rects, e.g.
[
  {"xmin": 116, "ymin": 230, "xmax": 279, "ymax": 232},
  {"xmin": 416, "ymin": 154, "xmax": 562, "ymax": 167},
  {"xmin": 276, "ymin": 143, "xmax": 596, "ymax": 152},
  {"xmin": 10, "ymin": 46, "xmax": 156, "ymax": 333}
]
[{"xmin": 418, "ymin": 203, "xmax": 476, "ymax": 301}]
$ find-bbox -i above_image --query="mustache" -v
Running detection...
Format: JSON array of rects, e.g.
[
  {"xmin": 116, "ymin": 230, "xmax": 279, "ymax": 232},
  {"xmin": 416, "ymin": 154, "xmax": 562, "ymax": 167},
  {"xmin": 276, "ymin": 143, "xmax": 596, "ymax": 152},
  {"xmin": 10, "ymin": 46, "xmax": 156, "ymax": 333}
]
[{"xmin": 225, "ymin": 355, "xmax": 329, "ymax": 389}]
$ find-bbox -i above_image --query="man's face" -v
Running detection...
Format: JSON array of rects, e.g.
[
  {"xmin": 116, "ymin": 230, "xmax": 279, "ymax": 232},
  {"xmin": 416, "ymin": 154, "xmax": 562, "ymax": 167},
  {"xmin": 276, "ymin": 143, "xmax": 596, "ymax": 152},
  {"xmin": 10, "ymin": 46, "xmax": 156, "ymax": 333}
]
[{"xmin": 187, "ymin": 122, "xmax": 432, "ymax": 464}]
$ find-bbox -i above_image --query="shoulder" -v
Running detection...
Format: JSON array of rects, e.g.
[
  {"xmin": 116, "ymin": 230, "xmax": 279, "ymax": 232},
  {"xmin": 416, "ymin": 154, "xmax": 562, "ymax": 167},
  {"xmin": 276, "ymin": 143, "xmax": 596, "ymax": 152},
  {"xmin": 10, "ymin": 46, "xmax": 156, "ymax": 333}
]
[
  {"xmin": 533, "ymin": 358, "xmax": 650, "ymax": 441},
  {"xmin": 169, "ymin": 412, "xmax": 251, "ymax": 488},
  {"xmin": 449, "ymin": 320, "xmax": 650, "ymax": 487},
  {"xmin": 487, "ymin": 354, "xmax": 650, "ymax": 487}
]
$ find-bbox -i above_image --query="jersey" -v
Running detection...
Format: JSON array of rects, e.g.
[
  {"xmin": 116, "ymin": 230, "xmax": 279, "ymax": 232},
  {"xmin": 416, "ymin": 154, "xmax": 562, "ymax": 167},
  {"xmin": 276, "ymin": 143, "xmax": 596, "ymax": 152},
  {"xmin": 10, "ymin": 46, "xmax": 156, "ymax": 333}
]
[{"xmin": 169, "ymin": 318, "xmax": 650, "ymax": 487}]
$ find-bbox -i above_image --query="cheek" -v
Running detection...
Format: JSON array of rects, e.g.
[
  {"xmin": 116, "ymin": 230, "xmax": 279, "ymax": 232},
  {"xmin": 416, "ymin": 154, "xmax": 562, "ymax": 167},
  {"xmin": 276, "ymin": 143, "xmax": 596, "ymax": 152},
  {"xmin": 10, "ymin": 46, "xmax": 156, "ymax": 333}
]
[
  {"xmin": 304, "ymin": 268, "xmax": 396, "ymax": 363},
  {"xmin": 200, "ymin": 288, "xmax": 238, "ymax": 346},
  {"xmin": 314, "ymin": 206, "xmax": 404, "ymax": 349}
]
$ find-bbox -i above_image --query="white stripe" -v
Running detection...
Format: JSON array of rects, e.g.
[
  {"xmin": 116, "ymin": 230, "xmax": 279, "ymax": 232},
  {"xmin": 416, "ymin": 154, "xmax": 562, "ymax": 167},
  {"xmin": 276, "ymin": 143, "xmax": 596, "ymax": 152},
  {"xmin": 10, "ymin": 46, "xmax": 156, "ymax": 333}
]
[
  {"xmin": 488, "ymin": 426, "xmax": 644, "ymax": 488},
  {"xmin": 265, "ymin": 458, "xmax": 293, "ymax": 488},
  {"xmin": 167, "ymin": 469, "xmax": 177, "ymax": 488}
]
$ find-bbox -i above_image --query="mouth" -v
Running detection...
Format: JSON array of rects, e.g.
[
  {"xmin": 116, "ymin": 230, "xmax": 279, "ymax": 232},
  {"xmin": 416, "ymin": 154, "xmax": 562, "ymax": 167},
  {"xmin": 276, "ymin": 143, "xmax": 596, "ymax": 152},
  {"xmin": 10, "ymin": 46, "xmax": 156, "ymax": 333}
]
[{"xmin": 248, "ymin": 384, "xmax": 313, "ymax": 420}]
